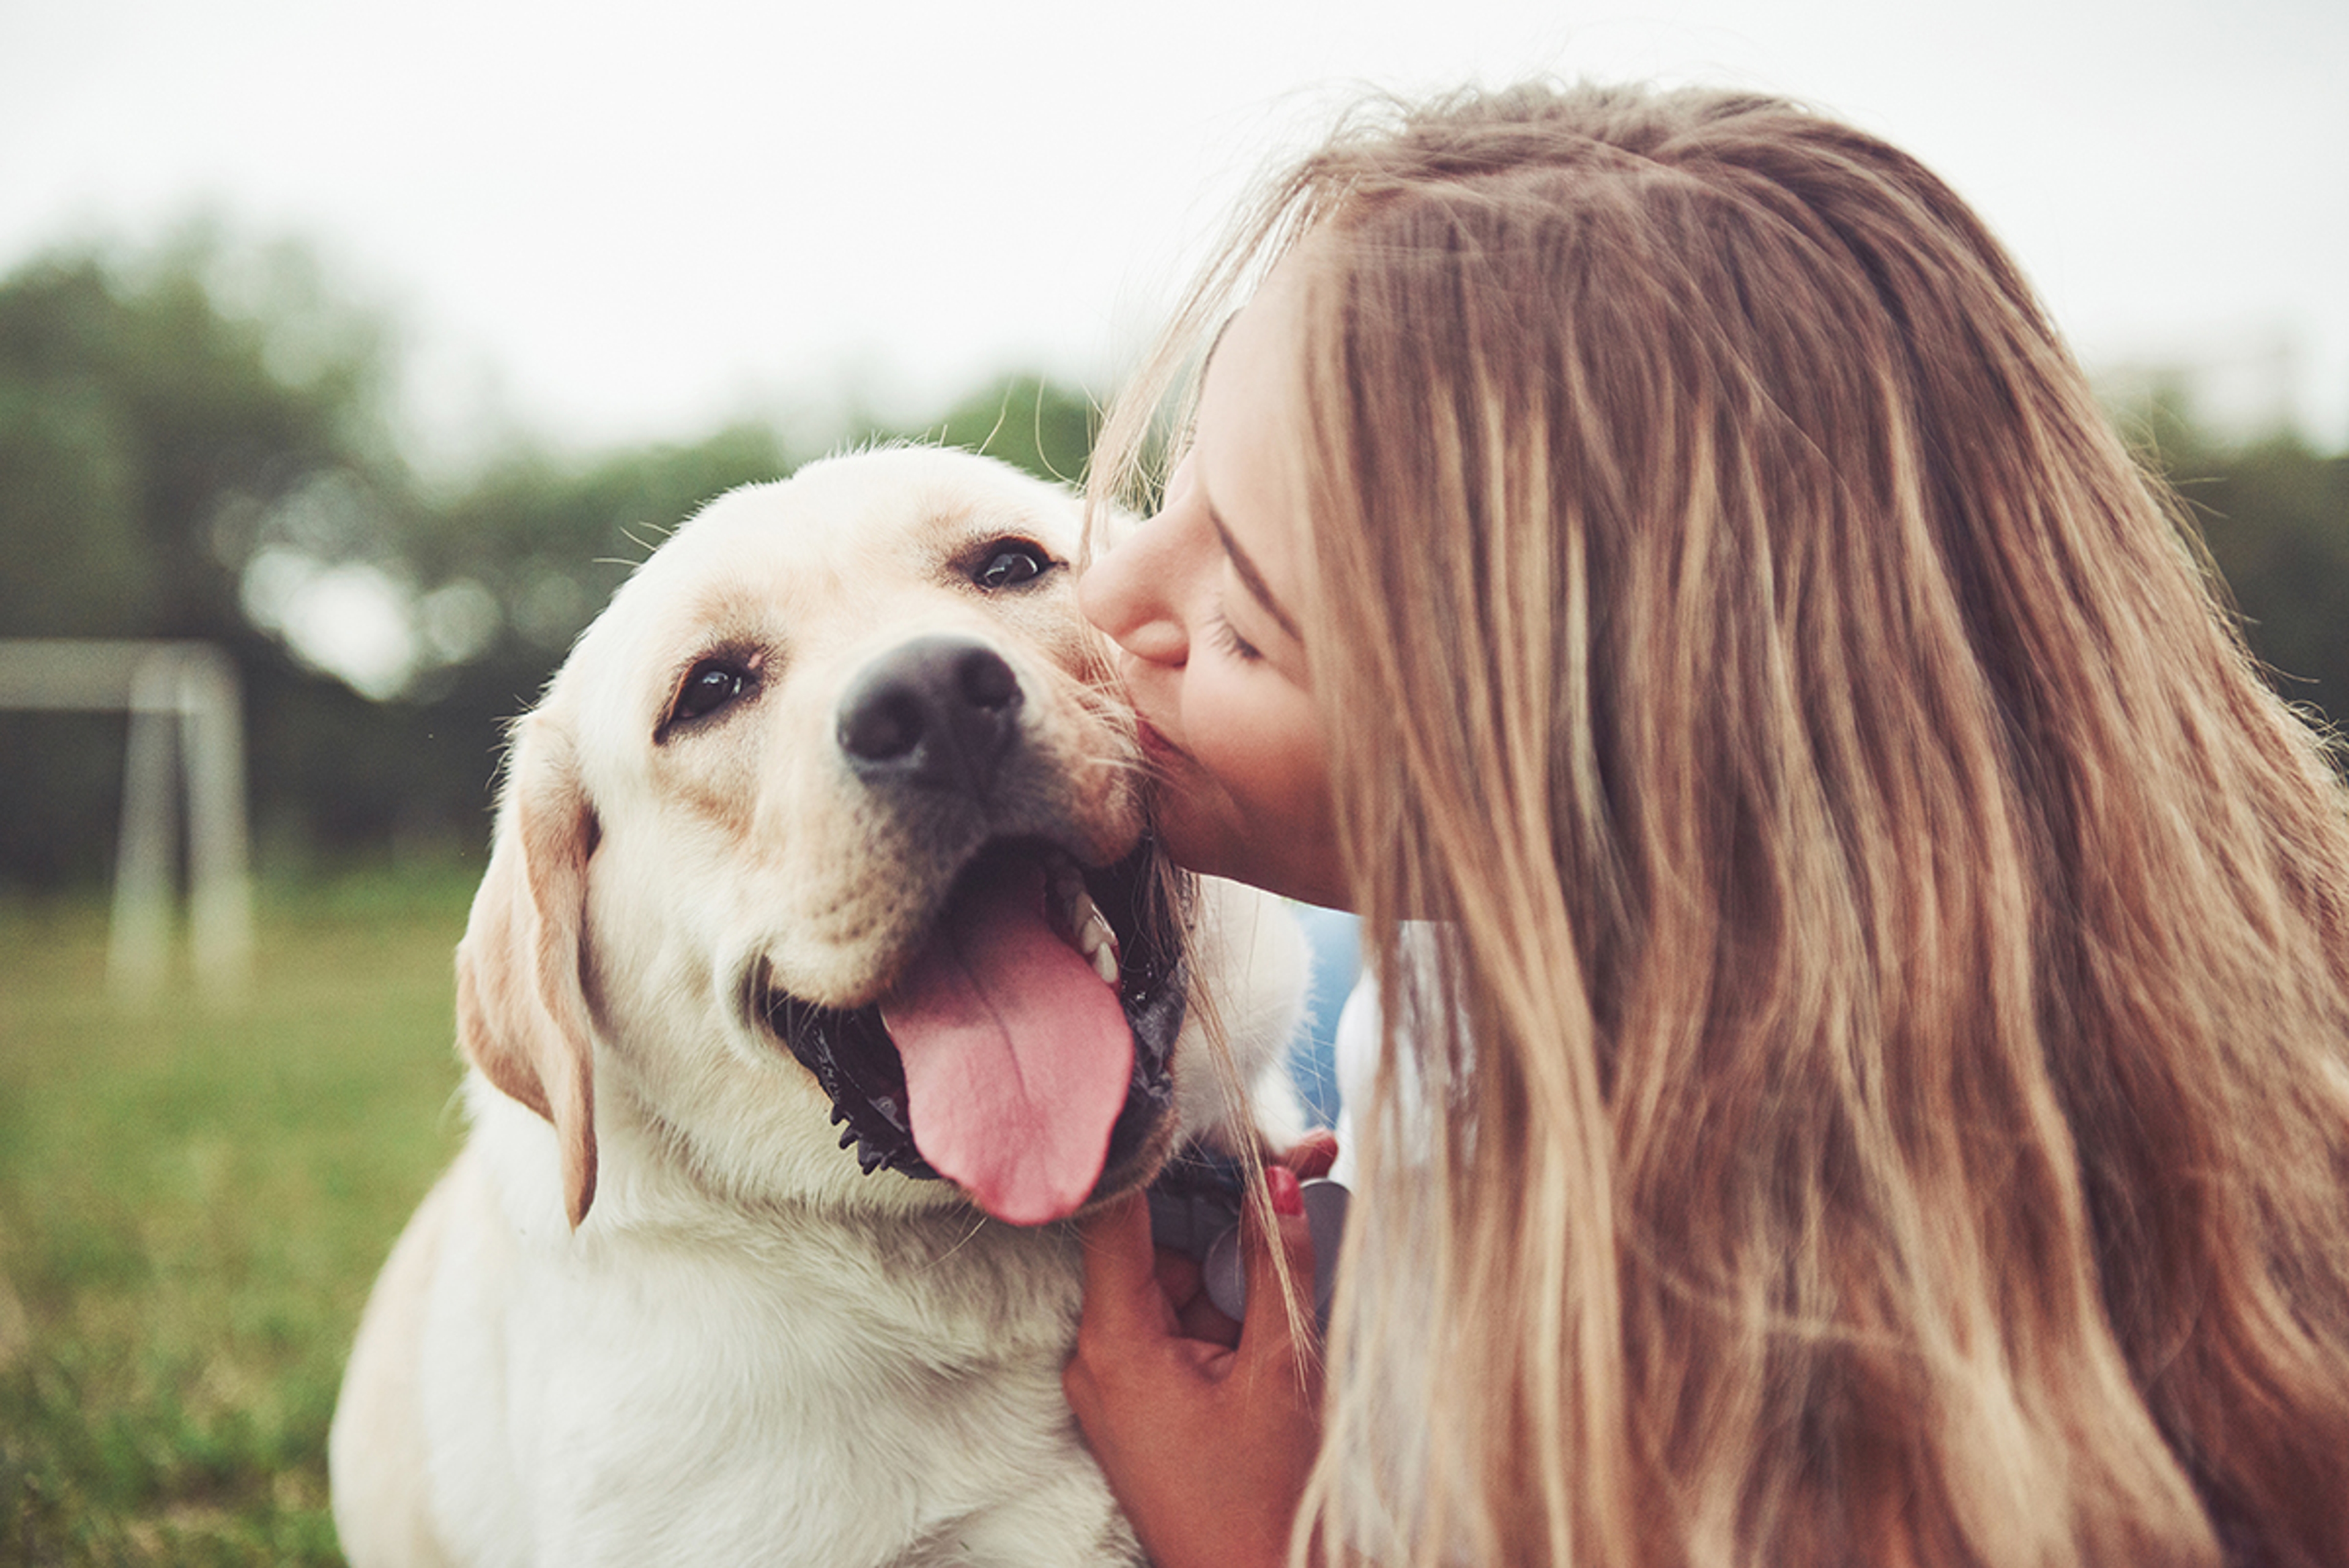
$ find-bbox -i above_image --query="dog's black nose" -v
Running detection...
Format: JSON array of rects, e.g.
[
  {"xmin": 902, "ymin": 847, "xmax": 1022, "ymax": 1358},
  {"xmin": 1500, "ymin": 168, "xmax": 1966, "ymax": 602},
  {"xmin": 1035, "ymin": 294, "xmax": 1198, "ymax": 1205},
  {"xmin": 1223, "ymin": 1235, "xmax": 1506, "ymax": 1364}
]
[{"xmin": 836, "ymin": 635, "xmax": 1023, "ymax": 797}]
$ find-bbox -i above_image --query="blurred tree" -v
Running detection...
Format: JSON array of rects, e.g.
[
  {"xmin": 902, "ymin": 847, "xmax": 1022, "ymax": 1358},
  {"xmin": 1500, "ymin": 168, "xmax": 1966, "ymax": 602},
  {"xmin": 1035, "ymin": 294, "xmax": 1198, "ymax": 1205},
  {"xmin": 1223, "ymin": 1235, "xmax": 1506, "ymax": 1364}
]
[
  {"xmin": 0, "ymin": 231, "xmax": 410, "ymax": 883},
  {"xmin": 2193, "ymin": 442, "xmax": 2349, "ymax": 737},
  {"xmin": 0, "ymin": 232, "xmax": 393, "ymax": 639},
  {"xmin": 409, "ymin": 421, "xmax": 795, "ymax": 664},
  {"xmin": 2132, "ymin": 393, "xmax": 2349, "ymax": 749},
  {"xmin": 927, "ymin": 373, "xmax": 1097, "ymax": 490}
]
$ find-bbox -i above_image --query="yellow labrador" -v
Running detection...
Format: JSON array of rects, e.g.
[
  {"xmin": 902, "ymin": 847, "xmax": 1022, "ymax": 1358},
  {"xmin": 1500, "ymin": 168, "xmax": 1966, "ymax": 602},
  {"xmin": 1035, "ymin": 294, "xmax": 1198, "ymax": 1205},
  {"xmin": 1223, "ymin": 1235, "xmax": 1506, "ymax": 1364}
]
[{"xmin": 329, "ymin": 447, "xmax": 1304, "ymax": 1568}]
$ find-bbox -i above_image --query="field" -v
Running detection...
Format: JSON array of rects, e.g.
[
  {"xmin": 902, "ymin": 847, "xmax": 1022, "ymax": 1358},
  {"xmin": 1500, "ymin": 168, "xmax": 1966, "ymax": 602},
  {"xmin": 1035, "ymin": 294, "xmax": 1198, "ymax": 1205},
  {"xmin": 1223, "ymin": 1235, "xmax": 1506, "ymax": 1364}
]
[{"xmin": 1, "ymin": 863, "xmax": 477, "ymax": 1566}]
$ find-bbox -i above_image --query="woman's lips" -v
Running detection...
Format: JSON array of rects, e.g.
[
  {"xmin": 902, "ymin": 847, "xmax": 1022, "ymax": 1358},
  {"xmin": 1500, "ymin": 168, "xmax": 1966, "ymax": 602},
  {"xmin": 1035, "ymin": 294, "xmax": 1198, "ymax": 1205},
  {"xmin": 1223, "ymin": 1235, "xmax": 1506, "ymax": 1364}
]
[{"xmin": 1132, "ymin": 718, "xmax": 1187, "ymax": 771}]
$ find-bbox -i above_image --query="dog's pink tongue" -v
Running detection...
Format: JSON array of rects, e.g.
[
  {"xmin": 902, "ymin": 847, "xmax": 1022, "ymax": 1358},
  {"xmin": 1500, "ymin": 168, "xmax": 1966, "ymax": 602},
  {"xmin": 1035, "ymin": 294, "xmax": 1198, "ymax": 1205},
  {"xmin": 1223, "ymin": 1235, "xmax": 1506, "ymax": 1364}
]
[{"xmin": 878, "ymin": 861, "xmax": 1131, "ymax": 1226}]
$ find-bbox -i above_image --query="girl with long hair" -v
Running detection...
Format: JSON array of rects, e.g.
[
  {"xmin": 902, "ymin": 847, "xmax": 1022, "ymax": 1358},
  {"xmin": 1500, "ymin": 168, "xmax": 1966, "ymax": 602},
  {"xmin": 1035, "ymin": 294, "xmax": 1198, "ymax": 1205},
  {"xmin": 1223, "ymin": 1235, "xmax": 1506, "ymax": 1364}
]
[{"xmin": 1063, "ymin": 81, "xmax": 2349, "ymax": 1568}]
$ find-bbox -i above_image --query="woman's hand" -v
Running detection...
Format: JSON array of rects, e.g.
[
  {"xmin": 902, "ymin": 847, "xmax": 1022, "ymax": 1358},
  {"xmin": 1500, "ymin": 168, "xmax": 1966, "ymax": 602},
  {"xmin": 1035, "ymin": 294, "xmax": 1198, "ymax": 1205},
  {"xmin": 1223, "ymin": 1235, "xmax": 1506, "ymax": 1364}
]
[{"xmin": 1064, "ymin": 1150, "xmax": 1332, "ymax": 1568}]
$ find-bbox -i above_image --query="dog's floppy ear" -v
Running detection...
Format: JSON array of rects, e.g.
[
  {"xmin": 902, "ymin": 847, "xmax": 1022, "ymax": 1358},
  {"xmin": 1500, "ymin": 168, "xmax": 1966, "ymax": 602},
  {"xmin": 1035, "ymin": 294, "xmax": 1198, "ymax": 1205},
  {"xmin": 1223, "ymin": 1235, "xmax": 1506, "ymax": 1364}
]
[{"xmin": 456, "ymin": 713, "xmax": 601, "ymax": 1227}]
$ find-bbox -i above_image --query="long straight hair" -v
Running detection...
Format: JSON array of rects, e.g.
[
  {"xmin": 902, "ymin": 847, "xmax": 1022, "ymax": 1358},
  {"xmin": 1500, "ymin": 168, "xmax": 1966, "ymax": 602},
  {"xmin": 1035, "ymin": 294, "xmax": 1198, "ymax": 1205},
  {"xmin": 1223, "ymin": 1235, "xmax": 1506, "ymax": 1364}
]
[{"xmin": 1091, "ymin": 83, "xmax": 2349, "ymax": 1568}]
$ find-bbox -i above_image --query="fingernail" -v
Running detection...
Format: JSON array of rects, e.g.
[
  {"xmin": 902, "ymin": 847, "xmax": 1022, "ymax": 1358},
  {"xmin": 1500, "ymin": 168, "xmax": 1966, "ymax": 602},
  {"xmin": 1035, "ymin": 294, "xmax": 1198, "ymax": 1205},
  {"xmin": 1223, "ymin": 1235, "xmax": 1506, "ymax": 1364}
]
[{"xmin": 1268, "ymin": 1165, "xmax": 1304, "ymax": 1217}]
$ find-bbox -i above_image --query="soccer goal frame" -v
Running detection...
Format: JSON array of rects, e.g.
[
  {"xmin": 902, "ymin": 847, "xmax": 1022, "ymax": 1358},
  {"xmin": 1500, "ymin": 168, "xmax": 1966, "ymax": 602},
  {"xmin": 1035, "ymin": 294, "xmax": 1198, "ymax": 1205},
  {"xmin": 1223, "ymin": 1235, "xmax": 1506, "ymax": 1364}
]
[{"xmin": 0, "ymin": 639, "xmax": 254, "ymax": 998}]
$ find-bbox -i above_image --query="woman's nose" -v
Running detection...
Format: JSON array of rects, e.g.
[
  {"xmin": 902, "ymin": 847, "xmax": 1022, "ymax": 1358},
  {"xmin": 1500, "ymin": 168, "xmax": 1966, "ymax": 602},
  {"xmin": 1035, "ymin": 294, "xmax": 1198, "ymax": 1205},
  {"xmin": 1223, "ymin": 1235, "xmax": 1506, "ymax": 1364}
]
[{"xmin": 1081, "ymin": 515, "xmax": 1190, "ymax": 667}]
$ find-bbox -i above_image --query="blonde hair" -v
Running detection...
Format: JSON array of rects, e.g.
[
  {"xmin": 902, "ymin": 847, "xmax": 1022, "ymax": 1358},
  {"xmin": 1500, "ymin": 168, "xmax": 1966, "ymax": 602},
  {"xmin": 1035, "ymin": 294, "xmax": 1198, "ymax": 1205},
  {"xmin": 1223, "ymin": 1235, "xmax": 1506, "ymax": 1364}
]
[{"xmin": 1091, "ymin": 83, "xmax": 2349, "ymax": 1568}]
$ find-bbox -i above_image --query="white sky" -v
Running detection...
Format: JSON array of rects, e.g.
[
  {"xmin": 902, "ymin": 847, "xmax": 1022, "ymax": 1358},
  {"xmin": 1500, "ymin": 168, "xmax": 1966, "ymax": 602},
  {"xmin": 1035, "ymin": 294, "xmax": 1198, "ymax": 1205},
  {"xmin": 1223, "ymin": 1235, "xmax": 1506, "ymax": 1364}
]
[{"xmin": 4, "ymin": 0, "xmax": 2345, "ymax": 465}]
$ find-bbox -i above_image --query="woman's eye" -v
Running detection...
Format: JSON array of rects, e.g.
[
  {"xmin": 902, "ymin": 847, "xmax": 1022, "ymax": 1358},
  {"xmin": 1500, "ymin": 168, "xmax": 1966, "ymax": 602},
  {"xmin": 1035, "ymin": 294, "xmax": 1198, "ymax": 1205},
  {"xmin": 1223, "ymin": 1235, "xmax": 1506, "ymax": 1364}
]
[
  {"xmin": 1208, "ymin": 611, "xmax": 1265, "ymax": 664},
  {"xmin": 973, "ymin": 543, "xmax": 1050, "ymax": 590},
  {"xmin": 669, "ymin": 659, "xmax": 754, "ymax": 726}
]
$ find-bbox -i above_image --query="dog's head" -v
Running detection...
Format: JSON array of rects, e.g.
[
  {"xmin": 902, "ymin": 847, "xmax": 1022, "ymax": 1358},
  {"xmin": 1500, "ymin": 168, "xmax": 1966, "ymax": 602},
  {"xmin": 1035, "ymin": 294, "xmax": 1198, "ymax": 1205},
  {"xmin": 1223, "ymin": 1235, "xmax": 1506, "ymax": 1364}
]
[{"xmin": 455, "ymin": 447, "xmax": 1206, "ymax": 1228}]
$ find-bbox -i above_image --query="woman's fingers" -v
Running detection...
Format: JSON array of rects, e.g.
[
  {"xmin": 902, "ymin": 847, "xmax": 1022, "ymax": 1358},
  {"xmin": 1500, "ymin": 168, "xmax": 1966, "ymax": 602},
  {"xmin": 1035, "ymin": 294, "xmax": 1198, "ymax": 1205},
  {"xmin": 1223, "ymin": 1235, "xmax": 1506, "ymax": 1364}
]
[
  {"xmin": 1089, "ymin": 1190, "xmax": 1171, "ymax": 1309},
  {"xmin": 1069, "ymin": 1192, "xmax": 1176, "ymax": 1392},
  {"xmin": 1238, "ymin": 1165, "xmax": 1322, "ymax": 1377},
  {"xmin": 1067, "ymin": 1168, "xmax": 1326, "ymax": 1568}
]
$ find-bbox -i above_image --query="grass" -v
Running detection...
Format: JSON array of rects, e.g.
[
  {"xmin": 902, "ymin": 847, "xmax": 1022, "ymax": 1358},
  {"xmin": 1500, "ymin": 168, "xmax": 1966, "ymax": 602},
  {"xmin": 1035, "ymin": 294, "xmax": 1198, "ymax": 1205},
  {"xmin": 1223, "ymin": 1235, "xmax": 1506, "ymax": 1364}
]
[{"xmin": 0, "ymin": 862, "xmax": 477, "ymax": 1566}]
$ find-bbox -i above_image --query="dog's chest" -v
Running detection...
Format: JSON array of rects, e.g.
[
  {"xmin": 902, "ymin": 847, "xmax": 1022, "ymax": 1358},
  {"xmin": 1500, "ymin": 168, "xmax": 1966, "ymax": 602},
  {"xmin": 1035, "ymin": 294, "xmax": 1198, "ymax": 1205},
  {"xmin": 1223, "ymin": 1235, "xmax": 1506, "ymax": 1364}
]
[{"xmin": 499, "ymin": 1212, "xmax": 1120, "ymax": 1565}]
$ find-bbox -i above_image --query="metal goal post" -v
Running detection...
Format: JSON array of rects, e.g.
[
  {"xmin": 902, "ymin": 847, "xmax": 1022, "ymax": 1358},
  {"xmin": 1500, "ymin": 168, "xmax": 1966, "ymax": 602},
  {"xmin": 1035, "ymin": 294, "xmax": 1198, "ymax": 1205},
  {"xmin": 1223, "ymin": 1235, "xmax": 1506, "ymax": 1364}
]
[{"xmin": 0, "ymin": 639, "xmax": 254, "ymax": 998}]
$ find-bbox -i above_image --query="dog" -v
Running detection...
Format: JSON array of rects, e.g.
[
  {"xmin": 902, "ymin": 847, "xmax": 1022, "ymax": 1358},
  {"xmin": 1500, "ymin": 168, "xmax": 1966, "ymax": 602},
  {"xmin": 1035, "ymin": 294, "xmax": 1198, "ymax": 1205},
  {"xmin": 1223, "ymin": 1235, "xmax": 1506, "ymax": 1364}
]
[{"xmin": 328, "ymin": 445, "xmax": 1306, "ymax": 1567}]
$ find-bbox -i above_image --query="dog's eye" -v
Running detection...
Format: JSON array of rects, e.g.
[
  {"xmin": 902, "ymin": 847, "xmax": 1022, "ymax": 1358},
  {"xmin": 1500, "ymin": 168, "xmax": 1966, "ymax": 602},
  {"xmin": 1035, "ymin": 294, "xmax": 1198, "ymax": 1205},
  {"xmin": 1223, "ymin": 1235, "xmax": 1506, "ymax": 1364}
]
[
  {"xmin": 972, "ymin": 543, "xmax": 1051, "ymax": 591},
  {"xmin": 669, "ymin": 659, "xmax": 754, "ymax": 727}
]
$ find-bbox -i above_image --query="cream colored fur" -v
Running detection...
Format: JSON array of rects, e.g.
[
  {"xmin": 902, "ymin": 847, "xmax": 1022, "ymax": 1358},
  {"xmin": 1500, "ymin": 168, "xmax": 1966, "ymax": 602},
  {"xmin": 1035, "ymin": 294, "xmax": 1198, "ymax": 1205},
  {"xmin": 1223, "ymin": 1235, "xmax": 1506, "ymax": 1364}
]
[{"xmin": 329, "ymin": 447, "xmax": 1305, "ymax": 1568}]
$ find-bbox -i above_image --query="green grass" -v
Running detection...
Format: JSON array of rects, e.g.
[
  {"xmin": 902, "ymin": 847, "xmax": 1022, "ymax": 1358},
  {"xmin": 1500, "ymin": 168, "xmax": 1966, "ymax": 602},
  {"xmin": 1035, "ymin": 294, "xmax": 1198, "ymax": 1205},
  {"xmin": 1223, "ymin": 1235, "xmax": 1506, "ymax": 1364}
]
[{"xmin": 0, "ymin": 863, "xmax": 477, "ymax": 1566}]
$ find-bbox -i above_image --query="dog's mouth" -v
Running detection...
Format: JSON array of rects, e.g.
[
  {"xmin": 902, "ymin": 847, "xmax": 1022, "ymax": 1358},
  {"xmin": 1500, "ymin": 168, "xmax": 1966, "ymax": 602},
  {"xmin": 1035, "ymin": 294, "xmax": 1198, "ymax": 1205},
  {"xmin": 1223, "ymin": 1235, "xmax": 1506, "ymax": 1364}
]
[{"xmin": 759, "ymin": 838, "xmax": 1185, "ymax": 1225}]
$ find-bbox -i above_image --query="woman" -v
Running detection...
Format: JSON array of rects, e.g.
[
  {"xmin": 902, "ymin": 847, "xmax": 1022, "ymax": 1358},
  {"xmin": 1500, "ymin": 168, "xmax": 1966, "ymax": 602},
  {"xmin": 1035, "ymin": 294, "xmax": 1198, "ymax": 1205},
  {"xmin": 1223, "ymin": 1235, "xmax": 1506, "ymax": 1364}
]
[{"xmin": 1065, "ymin": 82, "xmax": 2349, "ymax": 1568}]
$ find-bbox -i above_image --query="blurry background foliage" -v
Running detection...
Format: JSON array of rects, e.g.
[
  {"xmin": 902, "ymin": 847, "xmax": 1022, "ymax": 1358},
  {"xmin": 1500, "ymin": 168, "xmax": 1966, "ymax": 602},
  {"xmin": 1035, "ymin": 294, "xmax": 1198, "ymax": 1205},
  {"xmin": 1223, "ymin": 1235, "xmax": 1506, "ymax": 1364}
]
[
  {"xmin": 0, "ymin": 229, "xmax": 1101, "ymax": 888},
  {"xmin": 2, "ymin": 230, "xmax": 2342, "ymax": 896},
  {"xmin": 2, "ymin": 230, "xmax": 2343, "ymax": 890},
  {"xmin": 2134, "ymin": 395, "xmax": 2349, "ymax": 741}
]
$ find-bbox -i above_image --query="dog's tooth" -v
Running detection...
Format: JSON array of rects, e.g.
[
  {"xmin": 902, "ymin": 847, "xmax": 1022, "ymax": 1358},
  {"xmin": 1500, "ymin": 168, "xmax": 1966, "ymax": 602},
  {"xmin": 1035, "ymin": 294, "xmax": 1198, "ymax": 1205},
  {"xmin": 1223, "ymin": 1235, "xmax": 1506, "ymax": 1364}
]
[
  {"xmin": 1074, "ymin": 910, "xmax": 1122, "ymax": 988},
  {"xmin": 1085, "ymin": 907, "xmax": 1120, "ymax": 959},
  {"xmin": 1085, "ymin": 903, "xmax": 1121, "ymax": 958},
  {"xmin": 1055, "ymin": 877, "xmax": 1123, "ymax": 987}
]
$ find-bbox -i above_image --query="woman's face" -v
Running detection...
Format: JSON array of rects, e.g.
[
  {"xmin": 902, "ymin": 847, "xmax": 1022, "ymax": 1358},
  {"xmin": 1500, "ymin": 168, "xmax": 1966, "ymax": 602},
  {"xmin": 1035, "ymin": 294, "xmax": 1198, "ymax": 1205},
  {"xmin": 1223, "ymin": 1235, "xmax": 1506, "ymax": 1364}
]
[{"xmin": 1080, "ymin": 262, "xmax": 1347, "ymax": 909}]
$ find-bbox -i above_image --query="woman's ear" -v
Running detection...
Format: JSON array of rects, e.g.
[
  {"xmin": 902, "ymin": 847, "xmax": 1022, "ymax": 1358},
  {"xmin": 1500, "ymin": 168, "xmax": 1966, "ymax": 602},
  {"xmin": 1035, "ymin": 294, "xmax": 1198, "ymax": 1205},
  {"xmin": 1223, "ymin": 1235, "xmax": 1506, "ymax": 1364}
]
[{"xmin": 456, "ymin": 713, "xmax": 601, "ymax": 1227}]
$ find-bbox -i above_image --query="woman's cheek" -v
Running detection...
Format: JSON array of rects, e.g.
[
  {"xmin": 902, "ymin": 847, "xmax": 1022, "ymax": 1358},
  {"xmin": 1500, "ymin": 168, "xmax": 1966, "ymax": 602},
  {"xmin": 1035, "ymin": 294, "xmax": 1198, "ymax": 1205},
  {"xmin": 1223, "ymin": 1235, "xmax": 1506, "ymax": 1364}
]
[{"xmin": 1179, "ymin": 666, "xmax": 1254, "ymax": 786}]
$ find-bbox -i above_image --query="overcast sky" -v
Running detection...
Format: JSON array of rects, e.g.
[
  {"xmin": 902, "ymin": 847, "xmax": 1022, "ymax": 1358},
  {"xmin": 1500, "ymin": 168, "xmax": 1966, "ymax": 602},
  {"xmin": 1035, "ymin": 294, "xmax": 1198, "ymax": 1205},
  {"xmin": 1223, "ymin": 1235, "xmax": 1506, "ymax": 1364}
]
[{"xmin": 4, "ymin": 0, "xmax": 2345, "ymax": 465}]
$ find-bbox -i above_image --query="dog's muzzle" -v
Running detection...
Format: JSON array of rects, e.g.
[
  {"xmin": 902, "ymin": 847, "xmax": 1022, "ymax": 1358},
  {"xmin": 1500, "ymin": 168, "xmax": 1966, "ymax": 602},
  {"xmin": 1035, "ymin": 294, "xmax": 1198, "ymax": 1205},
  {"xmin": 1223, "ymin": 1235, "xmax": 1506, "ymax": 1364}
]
[{"xmin": 757, "ymin": 632, "xmax": 1186, "ymax": 1221}]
